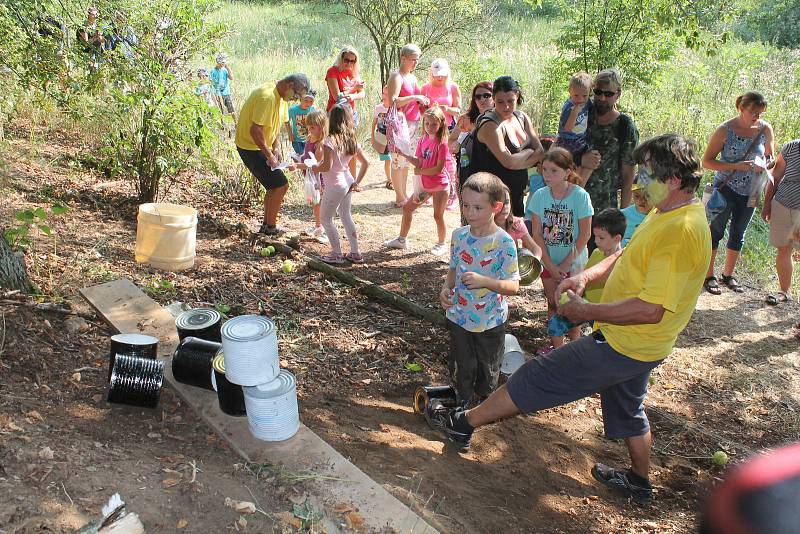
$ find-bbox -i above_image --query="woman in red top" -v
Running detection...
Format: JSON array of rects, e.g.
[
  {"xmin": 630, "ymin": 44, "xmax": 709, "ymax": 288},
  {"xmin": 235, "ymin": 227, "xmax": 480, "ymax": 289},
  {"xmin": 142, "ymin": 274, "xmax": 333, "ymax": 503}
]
[{"xmin": 326, "ymin": 46, "xmax": 366, "ymax": 178}]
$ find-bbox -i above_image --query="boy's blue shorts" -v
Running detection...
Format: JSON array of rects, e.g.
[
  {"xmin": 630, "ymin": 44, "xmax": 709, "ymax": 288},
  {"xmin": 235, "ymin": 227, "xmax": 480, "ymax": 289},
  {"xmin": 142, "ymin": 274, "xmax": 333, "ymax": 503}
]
[
  {"xmin": 379, "ymin": 152, "xmax": 391, "ymax": 161},
  {"xmin": 506, "ymin": 331, "xmax": 662, "ymax": 439}
]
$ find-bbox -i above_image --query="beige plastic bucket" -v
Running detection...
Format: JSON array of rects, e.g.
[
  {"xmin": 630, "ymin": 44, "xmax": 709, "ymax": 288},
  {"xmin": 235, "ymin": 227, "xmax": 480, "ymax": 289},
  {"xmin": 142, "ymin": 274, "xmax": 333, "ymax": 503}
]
[{"xmin": 134, "ymin": 203, "xmax": 197, "ymax": 271}]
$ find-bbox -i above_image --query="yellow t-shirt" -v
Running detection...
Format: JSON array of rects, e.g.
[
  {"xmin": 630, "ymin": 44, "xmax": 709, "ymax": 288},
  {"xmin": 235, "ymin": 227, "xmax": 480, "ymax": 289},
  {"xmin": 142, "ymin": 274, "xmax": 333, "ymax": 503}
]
[
  {"xmin": 596, "ymin": 203, "xmax": 711, "ymax": 362},
  {"xmin": 583, "ymin": 248, "xmax": 607, "ymax": 303},
  {"xmin": 235, "ymin": 84, "xmax": 289, "ymax": 151}
]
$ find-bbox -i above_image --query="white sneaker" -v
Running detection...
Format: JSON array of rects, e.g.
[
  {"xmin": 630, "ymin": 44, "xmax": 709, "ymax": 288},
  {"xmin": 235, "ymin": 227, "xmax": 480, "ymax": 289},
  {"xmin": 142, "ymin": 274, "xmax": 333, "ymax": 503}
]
[
  {"xmin": 384, "ymin": 236, "xmax": 408, "ymax": 250},
  {"xmin": 311, "ymin": 226, "xmax": 325, "ymax": 237},
  {"xmin": 303, "ymin": 226, "xmax": 318, "ymax": 236},
  {"xmin": 315, "ymin": 234, "xmax": 329, "ymax": 244},
  {"xmin": 430, "ymin": 243, "xmax": 448, "ymax": 256}
]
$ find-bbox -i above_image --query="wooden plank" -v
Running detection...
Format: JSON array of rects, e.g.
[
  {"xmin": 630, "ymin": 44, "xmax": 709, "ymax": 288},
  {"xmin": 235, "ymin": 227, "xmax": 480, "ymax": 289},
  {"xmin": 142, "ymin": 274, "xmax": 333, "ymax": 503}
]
[
  {"xmin": 80, "ymin": 278, "xmax": 180, "ymax": 357},
  {"xmin": 81, "ymin": 278, "xmax": 439, "ymax": 534}
]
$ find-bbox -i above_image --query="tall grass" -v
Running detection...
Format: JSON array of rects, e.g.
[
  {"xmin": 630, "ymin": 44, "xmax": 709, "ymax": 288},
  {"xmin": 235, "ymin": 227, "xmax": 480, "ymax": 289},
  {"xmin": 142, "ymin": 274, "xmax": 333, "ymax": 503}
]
[{"xmin": 210, "ymin": 0, "xmax": 799, "ymax": 290}]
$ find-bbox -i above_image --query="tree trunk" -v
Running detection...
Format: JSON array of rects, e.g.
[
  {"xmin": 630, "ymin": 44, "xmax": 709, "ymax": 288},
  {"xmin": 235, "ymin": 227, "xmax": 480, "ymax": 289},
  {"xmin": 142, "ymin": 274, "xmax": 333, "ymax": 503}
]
[{"xmin": 0, "ymin": 233, "xmax": 32, "ymax": 293}]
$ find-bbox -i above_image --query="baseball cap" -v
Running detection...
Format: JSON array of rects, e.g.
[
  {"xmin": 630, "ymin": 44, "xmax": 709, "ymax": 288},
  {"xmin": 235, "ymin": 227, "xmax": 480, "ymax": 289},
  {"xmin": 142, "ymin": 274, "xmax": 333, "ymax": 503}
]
[{"xmin": 430, "ymin": 58, "xmax": 450, "ymax": 78}]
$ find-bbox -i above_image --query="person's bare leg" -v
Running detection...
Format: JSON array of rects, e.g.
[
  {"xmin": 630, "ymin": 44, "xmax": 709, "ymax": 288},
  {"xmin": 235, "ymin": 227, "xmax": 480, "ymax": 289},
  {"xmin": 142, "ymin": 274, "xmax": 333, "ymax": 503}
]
[
  {"xmin": 776, "ymin": 244, "xmax": 793, "ymax": 293},
  {"xmin": 706, "ymin": 248, "xmax": 718, "ymax": 278},
  {"xmin": 265, "ymin": 183, "xmax": 289, "ymax": 226},
  {"xmin": 464, "ymin": 385, "xmax": 520, "ymax": 428},
  {"xmin": 398, "ymin": 200, "xmax": 419, "ymax": 237},
  {"xmin": 391, "ymin": 165, "xmax": 408, "ymax": 205},
  {"xmin": 432, "ymin": 190, "xmax": 448, "ymax": 244},
  {"xmin": 722, "ymin": 248, "xmax": 740, "ymax": 277},
  {"xmin": 625, "ymin": 432, "xmax": 652, "ymax": 479},
  {"xmin": 261, "ymin": 189, "xmax": 274, "ymax": 225}
]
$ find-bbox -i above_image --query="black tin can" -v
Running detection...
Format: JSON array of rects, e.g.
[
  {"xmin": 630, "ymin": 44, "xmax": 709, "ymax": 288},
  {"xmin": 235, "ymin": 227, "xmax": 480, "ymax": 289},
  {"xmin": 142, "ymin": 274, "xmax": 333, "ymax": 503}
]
[
  {"xmin": 212, "ymin": 351, "xmax": 246, "ymax": 417},
  {"xmin": 171, "ymin": 337, "xmax": 220, "ymax": 390},
  {"xmin": 175, "ymin": 308, "xmax": 222, "ymax": 343},
  {"xmin": 108, "ymin": 333, "xmax": 158, "ymax": 382},
  {"xmin": 107, "ymin": 354, "xmax": 164, "ymax": 408}
]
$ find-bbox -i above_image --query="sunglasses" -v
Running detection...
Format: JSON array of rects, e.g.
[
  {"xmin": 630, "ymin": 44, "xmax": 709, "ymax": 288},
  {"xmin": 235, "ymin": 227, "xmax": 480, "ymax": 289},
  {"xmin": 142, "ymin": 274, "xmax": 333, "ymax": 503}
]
[
  {"xmin": 593, "ymin": 88, "xmax": 618, "ymax": 98},
  {"xmin": 475, "ymin": 93, "xmax": 493, "ymax": 100},
  {"xmin": 343, "ymin": 57, "xmax": 357, "ymax": 64}
]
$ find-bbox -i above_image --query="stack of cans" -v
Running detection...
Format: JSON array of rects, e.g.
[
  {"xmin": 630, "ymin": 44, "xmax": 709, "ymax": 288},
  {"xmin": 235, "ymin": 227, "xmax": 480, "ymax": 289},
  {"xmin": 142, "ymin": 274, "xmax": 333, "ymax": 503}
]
[{"xmin": 221, "ymin": 315, "xmax": 299, "ymax": 441}]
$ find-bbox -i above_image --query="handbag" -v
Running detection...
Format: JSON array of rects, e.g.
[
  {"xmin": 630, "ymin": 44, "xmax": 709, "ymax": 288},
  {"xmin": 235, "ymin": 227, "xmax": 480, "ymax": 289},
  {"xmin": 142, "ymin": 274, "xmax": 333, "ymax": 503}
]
[{"xmin": 705, "ymin": 123, "xmax": 766, "ymax": 221}]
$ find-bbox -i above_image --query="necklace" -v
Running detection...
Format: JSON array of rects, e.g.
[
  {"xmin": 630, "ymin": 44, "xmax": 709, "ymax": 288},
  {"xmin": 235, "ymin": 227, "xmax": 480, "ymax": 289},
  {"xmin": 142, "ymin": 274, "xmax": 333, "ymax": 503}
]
[
  {"xmin": 659, "ymin": 197, "xmax": 699, "ymax": 213},
  {"xmin": 550, "ymin": 183, "xmax": 572, "ymax": 201}
]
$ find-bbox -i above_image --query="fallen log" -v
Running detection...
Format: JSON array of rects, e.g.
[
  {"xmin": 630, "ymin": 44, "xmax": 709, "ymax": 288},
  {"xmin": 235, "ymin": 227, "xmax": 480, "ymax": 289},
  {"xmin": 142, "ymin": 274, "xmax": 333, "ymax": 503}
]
[{"xmin": 260, "ymin": 240, "xmax": 446, "ymax": 326}]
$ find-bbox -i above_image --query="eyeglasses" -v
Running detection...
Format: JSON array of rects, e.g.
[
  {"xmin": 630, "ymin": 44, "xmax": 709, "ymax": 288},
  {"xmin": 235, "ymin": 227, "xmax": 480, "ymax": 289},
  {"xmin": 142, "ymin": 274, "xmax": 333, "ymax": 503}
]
[
  {"xmin": 593, "ymin": 88, "xmax": 618, "ymax": 98},
  {"xmin": 475, "ymin": 93, "xmax": 492, "ymax": 100},
  {"xmin": 343, "ymin": 58, "xmax": 356, "ymax": 65}
]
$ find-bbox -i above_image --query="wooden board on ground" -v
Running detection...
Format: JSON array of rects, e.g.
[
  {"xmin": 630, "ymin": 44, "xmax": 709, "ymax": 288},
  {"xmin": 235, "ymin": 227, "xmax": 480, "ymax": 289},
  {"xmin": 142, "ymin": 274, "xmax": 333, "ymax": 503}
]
[{"xmin": 80, "ymin": 278, "xmax": 438, "ymax": 534}]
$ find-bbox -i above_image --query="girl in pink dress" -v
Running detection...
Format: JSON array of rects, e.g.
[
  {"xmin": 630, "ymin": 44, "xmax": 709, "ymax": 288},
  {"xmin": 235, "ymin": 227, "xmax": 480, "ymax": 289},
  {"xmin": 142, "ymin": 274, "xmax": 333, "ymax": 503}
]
[
  {"xmin": 384, "ymin": 107, "xmax": 453, "ymax": 256},
  {"xmin": 421, "ymin": 58, "xmax": 461, "ymax": 210},
  {"xmin": 309, "ymin": 105, "xmax": 370, "ymax": 264}
]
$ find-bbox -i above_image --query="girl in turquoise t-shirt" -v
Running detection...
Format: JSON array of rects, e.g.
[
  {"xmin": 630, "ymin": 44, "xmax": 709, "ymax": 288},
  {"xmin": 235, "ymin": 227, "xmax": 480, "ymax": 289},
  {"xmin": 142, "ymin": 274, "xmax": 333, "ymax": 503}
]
[{"xmin": 530, "ymin": 147, "xmax": 593, "ymax": 349}]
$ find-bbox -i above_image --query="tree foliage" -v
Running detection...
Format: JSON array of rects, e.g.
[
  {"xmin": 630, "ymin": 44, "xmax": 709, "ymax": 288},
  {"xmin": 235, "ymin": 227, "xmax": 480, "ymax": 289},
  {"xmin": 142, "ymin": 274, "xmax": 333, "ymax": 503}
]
[
  {"xmin": 94, "ymin": 0, "xmax": 225, "ymax": 202},
  {"xmin": 342, "ymin": 0, "xmax": 487, "ymax": 85},
  {"xmin": 0, "ymin": 0, "xmax": 226, "ymax": 202},
  {"xmin": 741, "ymin": 0, "xmax": 800, "ymax": 48}
]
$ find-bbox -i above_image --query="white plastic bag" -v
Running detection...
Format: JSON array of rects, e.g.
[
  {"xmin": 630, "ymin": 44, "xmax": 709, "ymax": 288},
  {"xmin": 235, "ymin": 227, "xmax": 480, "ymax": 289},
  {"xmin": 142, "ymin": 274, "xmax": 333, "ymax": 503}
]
[{"xmin": 304, "ymin": 170, "xmax": 320, "ymax": 206}]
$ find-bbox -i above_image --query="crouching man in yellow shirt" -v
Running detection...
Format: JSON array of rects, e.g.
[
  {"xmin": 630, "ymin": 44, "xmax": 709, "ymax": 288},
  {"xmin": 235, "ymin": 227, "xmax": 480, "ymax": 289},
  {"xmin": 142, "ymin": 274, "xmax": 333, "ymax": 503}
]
[
  {"xmin": 236, "ymin": 73, "xmax": 312, "ymax": 235},
  {"xmin": 429, "ymin": 134, "xmax": 711, "ymax": 504}
]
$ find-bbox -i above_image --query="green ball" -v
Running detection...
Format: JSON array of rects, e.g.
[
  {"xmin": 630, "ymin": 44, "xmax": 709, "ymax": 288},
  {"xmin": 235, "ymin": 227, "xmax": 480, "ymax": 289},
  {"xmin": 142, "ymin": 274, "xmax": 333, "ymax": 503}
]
[
  {"xmin": 266, "ymin": 245, "xmax": 275, "ymax": 254},
  {"xmin": 281, "ymin": 259, "xmax": 295, "ymax": 273},
  {"xmin": 559, "ymin": 292, "xmax": 571, "ymax": 305},
  {"xmin": 259, "ymin": 247, "xmax": 270, "ymax": 257},
  {"xmin": 712, "ymin": 450, "xmax": 729, "ymax": 466}
]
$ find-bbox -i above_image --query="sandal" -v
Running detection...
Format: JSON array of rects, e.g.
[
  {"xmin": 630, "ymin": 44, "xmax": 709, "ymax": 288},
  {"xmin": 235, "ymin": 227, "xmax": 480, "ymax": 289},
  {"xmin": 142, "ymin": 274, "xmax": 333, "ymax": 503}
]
[
  {"xmin": 766, "ymin": 292, "xmax": 793, "ymax": 306},
  {"xmin": 345, "ymin": 252, "xmax": 364, "ymax": 263},
  {"xmin": 721, "ymin": 275, "xmax": 745, "ymax": 293},
  {"xmin": 385, "ymin": 180, "xmax": 394, "ymax": 190},
  {"xmin": 704, "ymin": 276, "xmax": 722, "ymax": 295},
  {"xmin": 320, "ymin": 253, "xmax": 346, "ymax": 265},
  {"xmin": 351, "ymin": 183, "xmax": 363, "ymax": 192}
]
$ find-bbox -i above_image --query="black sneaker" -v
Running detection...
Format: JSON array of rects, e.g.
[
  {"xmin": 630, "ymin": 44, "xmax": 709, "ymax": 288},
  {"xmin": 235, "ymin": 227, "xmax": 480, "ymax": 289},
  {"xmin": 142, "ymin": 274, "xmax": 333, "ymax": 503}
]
[
  {"xmin": 591, "ymin": 463, "xmax": 653, "ymax": 503},
  {"xmin": 423, "ymin": 400, "xmax": 446, "ymax": 430},
  {"xmin": 430, "ymin": 409, "xmax": 473, "ymax": 452}
]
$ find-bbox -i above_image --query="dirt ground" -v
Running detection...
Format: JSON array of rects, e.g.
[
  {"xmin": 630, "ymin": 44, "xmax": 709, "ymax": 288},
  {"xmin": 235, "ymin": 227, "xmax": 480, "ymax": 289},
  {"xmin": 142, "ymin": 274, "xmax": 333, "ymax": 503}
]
[{"xmin": 2, "ymin": 123, "xmax": 799, "ymax": 533}]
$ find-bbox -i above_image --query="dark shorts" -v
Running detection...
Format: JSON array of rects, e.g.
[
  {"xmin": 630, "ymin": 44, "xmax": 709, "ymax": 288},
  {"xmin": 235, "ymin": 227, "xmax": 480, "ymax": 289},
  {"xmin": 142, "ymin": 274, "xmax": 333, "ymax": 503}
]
[
  {"xmin": 237, "ymin": 147, "xmax": 288, "ymax": 190},
  {"xmin": 506, "ymin": 332, "xmax": 662, "ymax": 439},
  {"xmin": 222, "ymin": 94, "xmax": 235, "ymax": 114},
  {"xmin": 448, "ymin": 320, "xmax": 506, "ymax": 405}
]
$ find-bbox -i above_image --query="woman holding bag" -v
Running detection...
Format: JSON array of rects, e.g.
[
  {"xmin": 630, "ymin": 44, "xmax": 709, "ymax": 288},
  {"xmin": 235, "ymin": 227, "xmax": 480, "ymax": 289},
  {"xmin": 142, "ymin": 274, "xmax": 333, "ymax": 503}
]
[
  {"xmin": 385, "ymin": 44, "xmax": 429, "ymax": 207},
  {"xmin": 702, "ymin": 92, "xmax": 774, "ymax": 295}
]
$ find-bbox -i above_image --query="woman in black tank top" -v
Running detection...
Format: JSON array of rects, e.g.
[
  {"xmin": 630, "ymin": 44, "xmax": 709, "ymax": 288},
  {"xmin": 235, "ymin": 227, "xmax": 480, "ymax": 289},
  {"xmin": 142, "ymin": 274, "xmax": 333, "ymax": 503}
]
[{"xmin": 468, "ymin": 76, "xmax": 543, "ymax": 216}]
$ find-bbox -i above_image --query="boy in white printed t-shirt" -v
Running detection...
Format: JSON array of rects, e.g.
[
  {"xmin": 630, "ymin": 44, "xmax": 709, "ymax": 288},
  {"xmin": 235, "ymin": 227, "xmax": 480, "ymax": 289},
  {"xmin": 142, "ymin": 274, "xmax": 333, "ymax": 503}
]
[{"xmin": 439, "ymin": 172, "xmax": 520, "ymax": 410}]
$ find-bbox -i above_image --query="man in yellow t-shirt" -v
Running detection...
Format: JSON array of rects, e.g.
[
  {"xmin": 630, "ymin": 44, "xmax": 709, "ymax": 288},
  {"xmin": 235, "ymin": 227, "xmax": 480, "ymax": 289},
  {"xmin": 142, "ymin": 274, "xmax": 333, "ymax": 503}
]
[
  {"xmin": 236, "ymin": 73, "xmax": 311, "ymax": 235},
  {"xmin": 429, "ymin": 134, "xmax": 711, "ymax": 504}
]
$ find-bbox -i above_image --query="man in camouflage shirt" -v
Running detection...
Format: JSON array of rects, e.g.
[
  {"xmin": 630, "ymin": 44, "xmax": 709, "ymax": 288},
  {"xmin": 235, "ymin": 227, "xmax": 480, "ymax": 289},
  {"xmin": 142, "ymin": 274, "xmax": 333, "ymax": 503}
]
[{"xmin": 577, "ymin": 69, "xmax": 639, "ymax": 213}]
